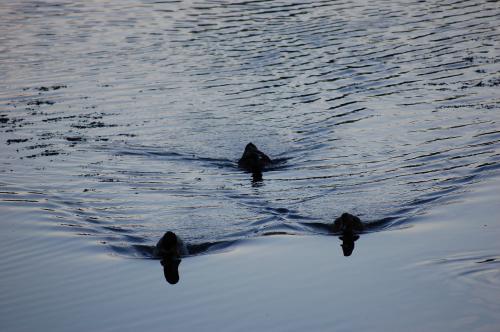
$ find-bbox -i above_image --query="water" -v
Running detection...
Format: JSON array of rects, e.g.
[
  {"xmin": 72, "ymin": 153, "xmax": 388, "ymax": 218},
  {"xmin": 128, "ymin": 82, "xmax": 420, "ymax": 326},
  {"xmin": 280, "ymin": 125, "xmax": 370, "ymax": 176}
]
[{"xmin": 1, "ymin": 0, "xmax": 500, "ymax": 256}]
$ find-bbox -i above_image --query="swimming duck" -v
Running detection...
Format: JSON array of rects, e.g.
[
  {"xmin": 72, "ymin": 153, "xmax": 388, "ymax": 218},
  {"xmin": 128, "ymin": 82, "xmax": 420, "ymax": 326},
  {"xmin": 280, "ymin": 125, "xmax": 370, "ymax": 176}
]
[
  {"xmin": 154, "ymin": 231, "xmax": 188, "ymax": 259},
  {"xmin": 330, "ymin": 212, "xmax": 364, "ymax": 233},
  {"xmin": 155, "ymin": 231, "xmax": 188, "ymax": 285},
  {"xmin": 331, "ymin": 213, "xmax": 363, "ymax": 257},
  {"xmin": 238, "ymin": 142, "xmax": 272, "ymax": 174}
]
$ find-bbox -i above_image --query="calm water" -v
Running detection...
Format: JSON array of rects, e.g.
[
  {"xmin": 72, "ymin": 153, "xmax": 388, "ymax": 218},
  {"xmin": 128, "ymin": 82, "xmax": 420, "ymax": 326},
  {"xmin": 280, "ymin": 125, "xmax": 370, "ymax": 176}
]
[{"xmin": 1, "ymin": 0, "xmax": 500, "ymax": 256}]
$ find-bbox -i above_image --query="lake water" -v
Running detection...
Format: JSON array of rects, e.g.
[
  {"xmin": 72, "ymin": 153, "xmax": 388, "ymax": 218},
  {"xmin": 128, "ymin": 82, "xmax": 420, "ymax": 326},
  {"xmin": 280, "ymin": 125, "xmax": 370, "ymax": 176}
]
[{"xmin": 1, "ymin": 0, "xmax": 500, "ymax": 257}]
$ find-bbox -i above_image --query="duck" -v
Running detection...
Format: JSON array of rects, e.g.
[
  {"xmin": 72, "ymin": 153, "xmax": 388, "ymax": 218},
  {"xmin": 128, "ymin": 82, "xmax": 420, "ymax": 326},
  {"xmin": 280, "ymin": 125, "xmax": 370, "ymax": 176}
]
[
  {"xmin": 330, "ymin": 213, "xmax": 364, "ymax": 257},
  {"xmin": 155, "ymin": 231, "xmax": 188, "ymax": 285},
  {"xmin": 238, "ymin": 142, "xmax": 272, "ymax": 174},
  {"xmin": 154, "ymin": 231, "xmax": 188, "ymax": 259},
  {"xmin": 330, "ymin": 212, "xmax": 364, "ymax": 233}
]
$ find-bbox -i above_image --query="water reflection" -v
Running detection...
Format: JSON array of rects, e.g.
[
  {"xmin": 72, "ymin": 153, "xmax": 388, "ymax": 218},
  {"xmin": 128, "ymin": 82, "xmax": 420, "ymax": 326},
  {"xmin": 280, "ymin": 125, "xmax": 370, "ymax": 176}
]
[
  {"xmin": 161, "ymin": 257, "xmax": 181, "ymax": 285},
  {"xmin": 339, "ymin": 231, "xmax": 360, "ymax": 257},
  {"xmin": 251, "ymin": 171, "xmax": 264, "ymax": 186}
]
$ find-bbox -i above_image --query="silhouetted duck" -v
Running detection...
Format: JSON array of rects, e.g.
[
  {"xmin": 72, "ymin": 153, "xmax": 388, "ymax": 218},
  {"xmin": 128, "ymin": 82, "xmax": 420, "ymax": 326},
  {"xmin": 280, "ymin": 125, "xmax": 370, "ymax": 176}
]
[
  {"xmin": 155, "ymin": 231, "xmax": 188, "ymax": 285},
  {"xmin": 331, "ymin": 213, "xmax": 363, "ymax": 257},
  {"xmin": 154, "ymin": 231, "xmax": 188, "ymax": 259},
  {"xmin": 238, "ymin": 143, "xmax": 272, "ymax": 174},
  {"xmin": 330, "ymin": 212, "xmax": 364, "ymax": 233}
]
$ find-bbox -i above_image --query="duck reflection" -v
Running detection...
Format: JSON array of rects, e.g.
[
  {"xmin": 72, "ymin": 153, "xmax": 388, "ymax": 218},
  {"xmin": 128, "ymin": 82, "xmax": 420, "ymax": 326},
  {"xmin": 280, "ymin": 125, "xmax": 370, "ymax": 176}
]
[
  {"xmin": 161, "ymin": 257, "xmax": 181, "ymax": 284},
  {"xmin": 155, "ymin": 231, "xmax": 188, "ymax": 285},
  {"xmin": 339, "ymin": 230, "xmax": 360, "ymax": 257},
  {"xmin": 331, "ymin": 213, "xmax": 364, "ymax": 257},
  {"xmin": 251, "ymin": 171, "xmax": 264, "ymax": 187}
]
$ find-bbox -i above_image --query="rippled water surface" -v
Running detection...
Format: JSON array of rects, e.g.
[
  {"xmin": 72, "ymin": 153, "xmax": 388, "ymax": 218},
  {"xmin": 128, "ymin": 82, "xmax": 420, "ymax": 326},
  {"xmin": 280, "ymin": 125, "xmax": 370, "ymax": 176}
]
[{"xmin": 1, "ymin": 0, "xmax": 500, "ymax": 256}]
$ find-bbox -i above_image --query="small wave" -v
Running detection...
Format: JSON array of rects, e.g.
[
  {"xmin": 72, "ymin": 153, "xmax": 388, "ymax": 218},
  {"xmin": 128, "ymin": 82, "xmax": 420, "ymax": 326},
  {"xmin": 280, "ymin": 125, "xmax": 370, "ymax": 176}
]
[
  {"xmin": 1, "ymin": 0, "xmax": 499, "ymax": 258},
  {"xmin": 417, "ymin": 252, "xmax": 500, "ymax": 293}
]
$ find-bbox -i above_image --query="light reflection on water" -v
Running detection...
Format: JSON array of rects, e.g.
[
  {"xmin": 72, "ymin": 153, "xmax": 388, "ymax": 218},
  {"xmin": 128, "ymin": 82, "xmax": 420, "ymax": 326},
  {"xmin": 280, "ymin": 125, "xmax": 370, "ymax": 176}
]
[{"xmin": 1, "ymin": 0, "xmax": 500, "ymax": 256}]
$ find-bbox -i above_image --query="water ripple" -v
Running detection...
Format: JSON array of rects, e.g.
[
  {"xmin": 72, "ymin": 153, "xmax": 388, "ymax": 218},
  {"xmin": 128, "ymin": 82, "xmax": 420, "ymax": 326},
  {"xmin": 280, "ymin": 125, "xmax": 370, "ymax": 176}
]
[{"xmin": 1, "ymin": 0, "xmax": 500, "ymax": 256}]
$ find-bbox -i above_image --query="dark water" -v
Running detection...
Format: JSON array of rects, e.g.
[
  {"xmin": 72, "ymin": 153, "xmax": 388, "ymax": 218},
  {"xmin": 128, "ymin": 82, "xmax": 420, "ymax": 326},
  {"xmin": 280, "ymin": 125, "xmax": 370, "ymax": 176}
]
[{"xmin": 1, "ymin": 0, "xmax": 500, "ymax": 256}]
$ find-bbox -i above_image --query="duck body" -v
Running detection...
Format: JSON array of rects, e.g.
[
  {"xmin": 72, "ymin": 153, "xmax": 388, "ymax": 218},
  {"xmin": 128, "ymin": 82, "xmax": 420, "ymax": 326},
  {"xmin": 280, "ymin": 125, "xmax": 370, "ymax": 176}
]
[
  {"xmin": 238, "ymin": 142, "xmax": 272, "ymax": 174},
  {"xmin": 330, "ymin": 212, "xmax": 364, "ymax": 233},
  {"xmin": 154, "ymin": 231, "xmax": 188, "ymax": 259}
]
